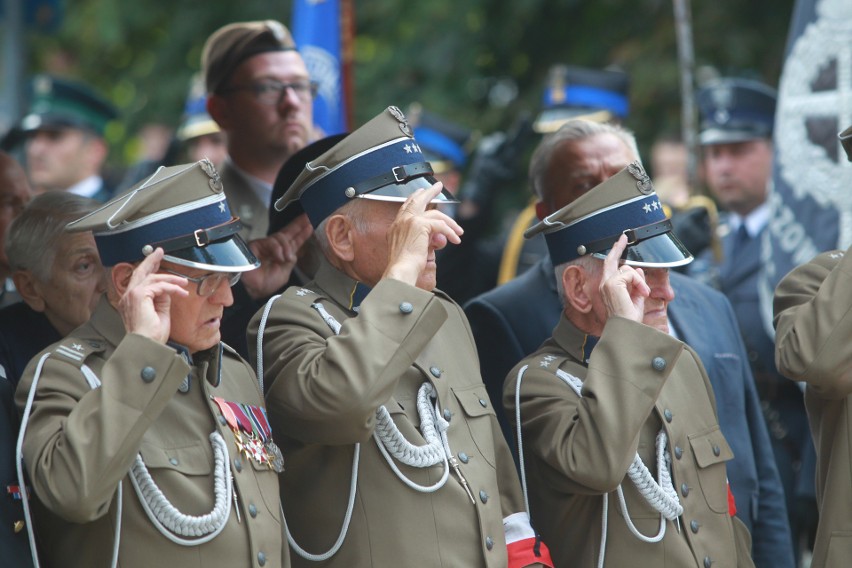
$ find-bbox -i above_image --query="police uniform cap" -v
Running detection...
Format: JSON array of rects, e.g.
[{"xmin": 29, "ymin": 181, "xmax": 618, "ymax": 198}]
[
  {"xmin": 20, "ymin": 74, "xmax": 117, "ymax": 137},
  {"xmin": 407, "ymin": 103, "xmax": 475, "ymax": 174},
  {"xmin": 274, "ymin": 106, "xmax": 459, "ymax": 228},
  {"xmin": 838, "ymin": 124, "xmax": 852, "ymax": 162},
  {"xmin": 696, "ymin": 78, "xmax": 777, "ymax": 145},
  {"xmin": 67, "ymin": 159, "xmax": 258, "ymax": 272},
  {"xmin": 533, "ymin": 65, "xmax": 630, "ymax": 134},
  {"xmin": 202, "ymin": 20, "xmax": 296, "ymax": 95},
  {"xmin": 268, "ymin": 133, "xmax": 348, "ymax": 234},
  {"xmin": 526, "ymin": 161, "xmax": 693, "ymax": 268}
]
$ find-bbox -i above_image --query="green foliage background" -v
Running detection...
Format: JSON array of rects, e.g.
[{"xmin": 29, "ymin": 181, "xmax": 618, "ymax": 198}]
[{"xmin": 22, "ymin": 0, "xmax": 794, "ymax": 178}]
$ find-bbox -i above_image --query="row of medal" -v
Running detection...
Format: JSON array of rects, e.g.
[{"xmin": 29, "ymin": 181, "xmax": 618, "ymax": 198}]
[{"xmin": 213, "ymin": 397, "xmax": 285, "ymax": 473}]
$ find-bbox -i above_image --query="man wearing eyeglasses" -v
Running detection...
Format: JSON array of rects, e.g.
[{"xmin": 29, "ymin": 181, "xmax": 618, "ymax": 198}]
[
  {"xmin": 202, "ymin": 20, "xmax": 316, "ymax": 242},
  {"xmin": 15, "ymin": 160, "xmax": 289, "ymax": 567}
]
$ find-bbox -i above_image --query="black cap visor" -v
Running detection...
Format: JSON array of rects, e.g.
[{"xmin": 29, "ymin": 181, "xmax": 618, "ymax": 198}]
[
  {"xmin": 164, "ymin": 234, "xmax": 259, "ymax": 273},
  {"xmin": 592, "ymin": 232, "xmax": 694, "ymax": 268}
]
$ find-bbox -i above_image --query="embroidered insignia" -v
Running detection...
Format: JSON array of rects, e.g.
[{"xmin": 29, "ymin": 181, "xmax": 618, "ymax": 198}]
[
  {"xmin": 72, "ymin": 343, "xmax": 84, "ymax": 351},
  {"xmin": 388, "ymin": 105, "xmax": 407, "ymax": 122},
  {"xmin": 404, "ymin": 144, "xmax": 414, "ymax": 154},
  {"xmin": 387, "ymin": 106, "xmax": 412, "ymax": 137},
  {"xmin": 295, "ymin": 288, "xmax": 315, "ymax": 296},
  {"xmin": 540, "ymin": 355, "xmax": 557, "ymax": 368},
  {"xmin": 199, "ymin": 158, "xmax": 224, "ymax": 193},
  {"xmin": 56, "ymin": 345, "xmax": 84, "ymax": 361},
  {"xmin": 643, "ymin": 203, "xmax": 652, "ymax": 213},
  {"xmin": 218, "ymin": 202, "xmax": 226, "ymax": 213},
  {"xmin": 652, "ymin": 200, "xmax": 660, "ymax": 210},
  {"xmin": 627, "ymin": 162, "xmax": 653, "ymax": 195},
  {"xmin": 830, "ymin": 252, "xmax": 844, "ymax": 259}
]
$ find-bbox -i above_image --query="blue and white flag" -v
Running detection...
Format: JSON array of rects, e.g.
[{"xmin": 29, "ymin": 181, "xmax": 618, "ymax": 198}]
[
  {"xmin": 292, "ymin": 0, "xmax": 351, "ymax": 136},
  {"xmin": 760, "ymin": 0, "xmax": 852, "ymax": 330}
]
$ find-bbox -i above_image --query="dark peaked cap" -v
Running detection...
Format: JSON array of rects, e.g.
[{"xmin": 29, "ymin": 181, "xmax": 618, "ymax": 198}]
[
  {"xmin": 696, "ymin": 78, "xmax": 777, "ymax": 145},
  {"xmin": 21, "ymin": 74, "xmax": 117, "ymax": 136},
  {"xmin": 268, "ymin": 133, "xmax": 348, "ymax": 234},
  {"xmin": 67, "ymin": 159, "xmax": 258, "ymax": 272},
  {"xmin": 274, "ymin": 106, "xmax": 458, "ymax": 228}
]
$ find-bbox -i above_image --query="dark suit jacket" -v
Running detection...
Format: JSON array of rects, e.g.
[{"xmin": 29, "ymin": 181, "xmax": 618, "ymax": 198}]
[
  {"xmin": 464, "ymin": 256, "xmax": 794, "ymax": 568},
  {"xmin": 0, "ymin": 302, "xmax": 58, "ymax": 568}
]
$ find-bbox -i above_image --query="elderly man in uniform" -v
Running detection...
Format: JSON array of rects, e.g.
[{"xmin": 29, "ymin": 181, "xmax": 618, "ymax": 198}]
[
  {"xmin": 772, "ymin": 125, "xmax": 852, "ymax": 568},
  {"xmin": 464, "ymin": 118, "xmax": 793, "ymax": 568},
  {"xmin": 507, "ymin": 164, "xmax": 755, "ymax": 567},
  {"xmin": 15, "ymin": 161, "xmax": 287, "ymax": 567},
  {"xmin": 249, "ymin": 107, "xmax": 553, "ymax": 568}
]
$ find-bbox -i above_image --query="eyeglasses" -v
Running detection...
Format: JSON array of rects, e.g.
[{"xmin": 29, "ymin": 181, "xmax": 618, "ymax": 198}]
[
  {"xmin": 162, "ymin": 269, "xmax": 242, "ymax": 297},
  {"xmin": 219, "ymin": 79, "xmax": 319, "ymax": 105}
]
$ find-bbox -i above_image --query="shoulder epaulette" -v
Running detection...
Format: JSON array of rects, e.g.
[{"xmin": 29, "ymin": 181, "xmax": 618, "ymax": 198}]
[{"xmin": 50, "ymin": 337, "xmax": 106, "ymax": 368}]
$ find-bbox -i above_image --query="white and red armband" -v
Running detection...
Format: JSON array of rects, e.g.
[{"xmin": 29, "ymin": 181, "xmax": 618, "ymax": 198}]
[{"xmin": 504, "ymin": 512, "xmax": 553, "ymax": 568}]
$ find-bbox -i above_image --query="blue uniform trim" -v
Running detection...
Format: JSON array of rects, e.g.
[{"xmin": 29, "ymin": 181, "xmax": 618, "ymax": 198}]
[
  {"xmin": 543, "ymin": 85, "xmax": 629, "ymax": 118},
  {"xmin": 300, "ymin": 138, "xmax": 428, "ymax": 226},
  {"xmin": 544, "ymin": 194, "xmax": 664, "ymax": 265},
  {"xmin": 94, "ymin": 200, "xmax": 233, "ymax": 265},
  {"xmin": 414, "ymin": 127, "xmax": 467, "ymax": 168}
]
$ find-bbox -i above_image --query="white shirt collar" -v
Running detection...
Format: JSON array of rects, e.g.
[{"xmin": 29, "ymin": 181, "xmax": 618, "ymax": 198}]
[
  {"xmin": 65, "ymin": 175, "xmax": 103, "ymax": 198},
  {"xmin": 727, "ymin": 202, "xmax": 769, "ymax": 238}
]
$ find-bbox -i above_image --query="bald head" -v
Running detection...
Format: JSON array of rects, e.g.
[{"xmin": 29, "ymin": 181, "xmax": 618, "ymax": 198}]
[{"xmin": 0, "ymin": 152, "xmax": 32, "ymax": 276}]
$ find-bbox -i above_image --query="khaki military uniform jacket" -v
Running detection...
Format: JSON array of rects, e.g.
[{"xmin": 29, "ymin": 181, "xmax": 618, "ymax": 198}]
[
  {"xmin": 505, "ymin": 314, "xmax": 754, "ymax": 568},
  {"xmin": 15, "ymin": 297, "xmax": 286, "ymax": 568},
  {"xmin": 774, "ymin": 247, "xmax": 852, "ymax": 568},
  {"xmin": 221, "ymin": 159, "xmax": 270, "ymax": 241},
  {"xmin": 249, "ymin": 260, "xmax": 537, "ymax": 568}
]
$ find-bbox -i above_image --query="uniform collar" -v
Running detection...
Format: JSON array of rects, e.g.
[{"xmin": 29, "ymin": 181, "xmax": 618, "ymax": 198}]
[
  {"xmin": 65, "ymin": 175, "xmax": 104, "ymax": 198},
  {"xmin": 225, "ymin": 155, "xmax": 273, "ymax": 209},
  {"xmin": 726, "ymin": 201, "xmax": 769, "ymax": 238},
  {"xmin": 91, "ymin": 296, "xmax": 223, "ymax": 385},
  {"xmin": 551, "ymin": 312, "xmax": 599, "ymax": 365},
  {"xmin": 314, "ymin": 258, "xmax": 373, "ymax": 313}
]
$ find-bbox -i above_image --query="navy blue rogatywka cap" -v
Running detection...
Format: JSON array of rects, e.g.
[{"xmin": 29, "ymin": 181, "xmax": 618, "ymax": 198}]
[
  {"xmin": 696, "ymin": 78, "xmax": 777, "ymax": 145},
  {"xmin": 20, "ymin": 74, "xmax": 118, "ymax": 137},
  {"xmin": 66, "ymin": 159, "xmax": 259, "ymax": 272},
  {"xmin": 526, "ymin": 161, "xmax": 693, "ymax": 268},
  {"xmin": 274, "ymin": 106, "xmax": 459, "ymax": 228}
]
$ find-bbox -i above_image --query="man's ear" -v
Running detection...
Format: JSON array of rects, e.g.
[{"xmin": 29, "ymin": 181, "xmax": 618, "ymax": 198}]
[
  {"xmin": 206, "ymin": 94, "xmax": 230, "ymax": 130},
  {"xmin": 325, "ymin": 215, "xmax": 355, "ymax": 262},
  {"xmin": 13, "ymin": 271, "xmax": 45, "ymax": 313},
  {"xmin": 562, "ymin": 265, "xmax": 593, "ymax": 313},
  {"xmin": 110, "ymin": 263, "xmax": 136, "ymax": 297}
]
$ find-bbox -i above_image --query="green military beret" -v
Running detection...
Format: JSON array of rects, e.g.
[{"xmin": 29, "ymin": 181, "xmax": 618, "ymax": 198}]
[{"xmin": 202, "ymin": 20, "xmax": 296, "ymax": 94}]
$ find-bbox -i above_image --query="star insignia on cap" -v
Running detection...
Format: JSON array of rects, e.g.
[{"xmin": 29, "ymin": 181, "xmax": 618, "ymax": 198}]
[
  {"xmin": 643, "ymin": 203, "xmax": 652, "ymax": 213},
  {"xmin": 652, "ymin": 201, "xmax": 660, "ymax": 210},
  {"xmin": 404, "ymin": 144, "xmax": 414, "ymax": 154},
  {"xmin": 218, "ymin": 202, "xmax": 226, "ymax": 213}
]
